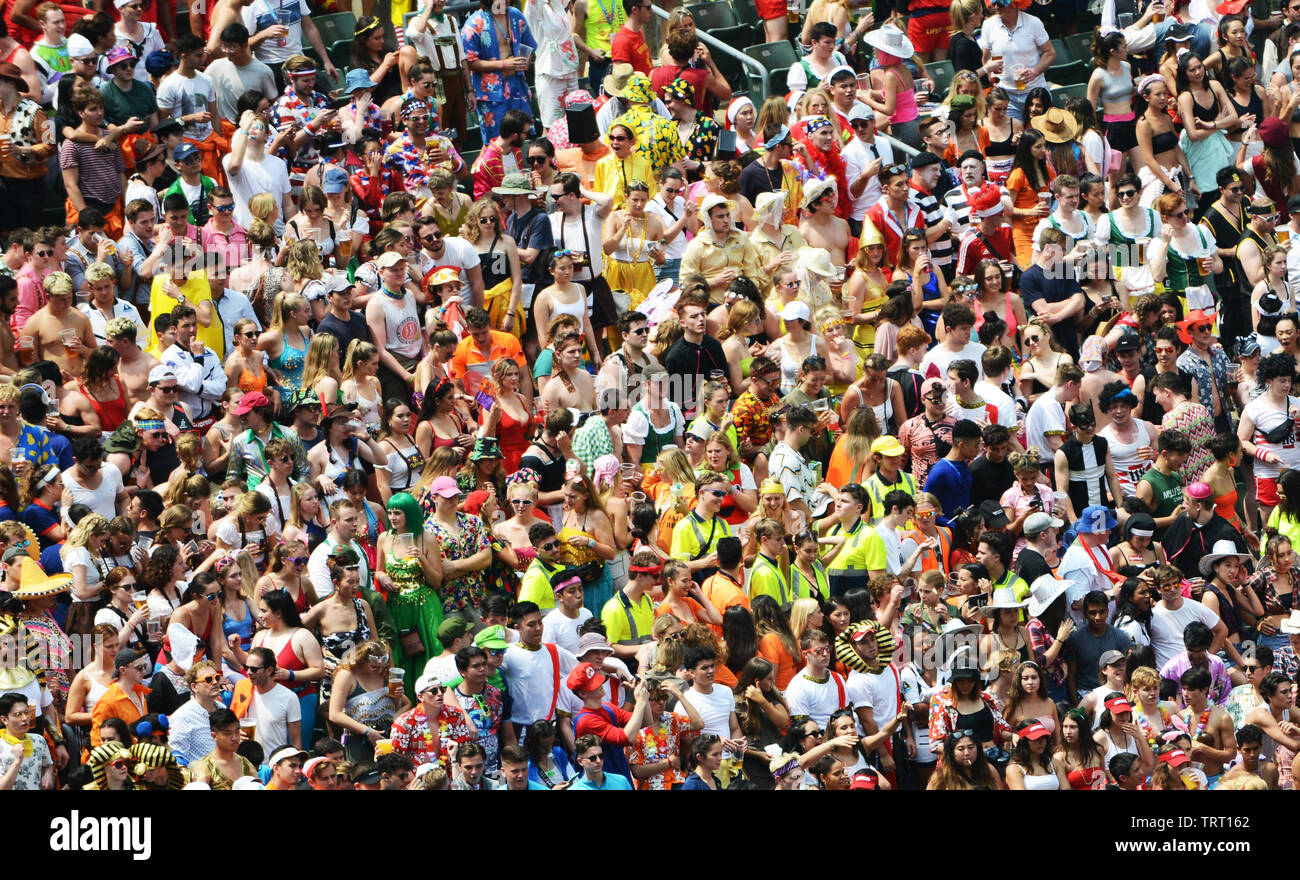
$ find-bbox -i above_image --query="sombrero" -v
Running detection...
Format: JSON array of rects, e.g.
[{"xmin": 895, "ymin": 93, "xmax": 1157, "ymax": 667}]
[
  {"xmin": 835, "ymin": 620, "xmax": 895, "ymax": 674},
  {"xmin": 9, "ymin": 557, "xmax": 73, "ymax": 599}
]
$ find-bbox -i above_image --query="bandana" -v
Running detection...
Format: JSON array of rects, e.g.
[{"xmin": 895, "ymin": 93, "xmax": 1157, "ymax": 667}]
[
  {"xmin": 135, "ymin": 419, "xmax": 164, "ymax": 432},
  {"xmin": 507, "ymin": 467, "xmax": 540, "ymax": 488},
  {"xmin": 402, "ymin": 99, "xmax": 430, "ymax": 119},
  {"xmin": 629, "ymin": 563, "xmax": 664, "ymax": 575},
  {"xmin": 288, "ymin": 66, "xmax": 317, "ymax": 78},
  {"xmin": 0, "ymin": 729, "xmax": 31, "ymax": 758},
  {"xmin": 552, "ymin": 575, "xmax": 582, "ymax": 593},
  {"xmin": 804, "ymin": 115, "xmax": 832, "ymax": 133}
]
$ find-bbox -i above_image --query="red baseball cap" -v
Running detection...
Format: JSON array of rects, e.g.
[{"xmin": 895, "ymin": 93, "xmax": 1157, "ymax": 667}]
[
  {"xmin": 1104, "ymin": 696, "xmax": 1133, "ymax": 715},
  {"xmin": 566, "ymin": 662, "xmax": 607, "ymax": 693},
  {"xmin": 850, "ymin": 771, "xmax": 879, "ymax": 789},
  {"xmin": 1019, "ymin": 722, "xmax": 1052, "ymax": 741},
  {"xmin": 1159, "ymin": 748, "xmax": 1190, "ymax": 767}
]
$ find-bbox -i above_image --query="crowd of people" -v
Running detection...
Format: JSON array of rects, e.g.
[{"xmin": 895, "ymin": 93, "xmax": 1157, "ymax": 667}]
[{"xmin": 1, "ymin": 0, "xmax": 1300, "ymax": 792}]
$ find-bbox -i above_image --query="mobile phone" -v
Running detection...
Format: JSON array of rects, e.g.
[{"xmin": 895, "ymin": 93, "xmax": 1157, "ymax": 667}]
[
  {"xmin": 184, "ymin": 540, "xmax": 199, "ymax": 556},
  {"xmin": 475, "ymin": 390, "xmax": 495, "ymax": 410},
  {"xmin": 432, "ymin": 128, "xmax": 458, "ymax": 142}
]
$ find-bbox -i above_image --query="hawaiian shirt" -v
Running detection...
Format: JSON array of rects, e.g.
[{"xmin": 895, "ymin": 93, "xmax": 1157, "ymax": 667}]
[
  {"xmin": 454, "ymin": 684, "xmax": 506, "ymax": 771},
  {"xmin": 680, "ymin": 112, "xmax": 720, "ymax": 166},
  {"xmin": 461, "ymin": 8, "xmax": 537, "ymax": 104},
  {"xmin": 269, "ymin": 85, "xmax": 331, "ymax": 169},
  {"xmin": 1176, "ymin": 346, "xmax": 1230, "ymax": 417},
  {"xmin": 14, "ymin": 420, "xmax": 55, "ymax": 471},
  {"xmin": 610, "ymin": 104, "xmax": 685, "ymax": 176},
  {"xmin": 731, "ymin": 388, "xmax": 779, "ymax": 450},
  {"xmin": 390, "ymin": 702, "xmax": 475, "ymax": 770},
  {"xmin": 627, "ymin": 711, "xmax": 692, "ymax": 790},
  {"xmin": 425, "ymin": 511, "xmax": 491, "ymax": 612},
  {"xmin": 384, "ymin": 132, "xmax": 463, "ymax": 196}
]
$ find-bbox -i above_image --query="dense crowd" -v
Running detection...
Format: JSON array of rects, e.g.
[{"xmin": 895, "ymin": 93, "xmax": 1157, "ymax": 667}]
[{"xmin": 0, "ymin": 0, "xmax": 1299, "ymax": 792}]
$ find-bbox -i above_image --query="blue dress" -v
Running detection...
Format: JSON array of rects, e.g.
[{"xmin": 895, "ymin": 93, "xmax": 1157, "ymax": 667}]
[{"xmin": 270, "ymin": 329, "xmax": 309, "ymax": 393}]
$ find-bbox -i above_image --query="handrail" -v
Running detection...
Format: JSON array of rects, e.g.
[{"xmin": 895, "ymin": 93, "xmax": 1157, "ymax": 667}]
[{"xmin": 650, "ymin": 3, "xmax": 774, "ymax": 99}]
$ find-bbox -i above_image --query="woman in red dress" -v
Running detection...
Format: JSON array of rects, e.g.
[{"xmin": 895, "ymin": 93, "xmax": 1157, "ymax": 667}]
[{"xmin": 482, "ymin": 358, "xmax": 537, "ymax": 474}]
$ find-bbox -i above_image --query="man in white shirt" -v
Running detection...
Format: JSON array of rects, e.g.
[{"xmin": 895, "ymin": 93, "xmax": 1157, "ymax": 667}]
[
  {"xmin": 842, "ymin": 107, "xmax": 891, "ymax": 233},
  {"xmin": 244, "ymin": 647, "xmax": 302, "ymax": 751},
  {"xmin": 974, "ymin": 345, "xmax": 1020, "ymax": 431},
  {"xmin": 1149, "ymin": 564, "xmax": 1228, "ymax": 670},
  {"xmin": 500, "ymin": 602, "xmax": 581, "ymax": 736},
  {"xmin": 679, "ymin": 645, "xmax": 744, "ymax": 745},
  {"xmin": 416, "ymin": 218, "xmax": 485, "ymax": 307},
  {"xmin": 548, "ymin": 171, "xmax": 614, "ymax": 290},
  {"xmin": 1057, "ymin": 504, "xmax": 1119, "ymax": 626},
  {"xmin": 541, "ymin": 568, "xmax": 593, "ymax": 654},
  {"xmin": 1024, "ymin": 361, "xmax": 1083, "ymax": 464},
  {"xmin": 838, "ymin": 620, "xmax": 911, "ymax": 774},
  {"xmin": 79, "ymin": 261, "xmax": 147, "ymax": 344},
  {"xmin": 920, "ymin": 301, "xmax": 986, "ymax": 381},
  {"xmin": 156, "ymin": 35, "xmax": 218, "ymax": 143},
  {"xmin": 977, "ymin": 0, "xmax": 1055, "ymax": 117},
  {"xmin": 783, "ymin": 630, "xmax": 851, "ymax": 727},
  {"xmin": 240, "ymin": 0, "xmax": 338, "ymax": 80},
  {"xmin": 222, "ymin": 112, "xmax": 292, "ymax": 231},
  {"xmin": 159, "ymin": 303, "xmax": 225, "ymax": 424},
  {"xmin": 307, "ymin": 502, "xmax": 374, "ymax": 597}
]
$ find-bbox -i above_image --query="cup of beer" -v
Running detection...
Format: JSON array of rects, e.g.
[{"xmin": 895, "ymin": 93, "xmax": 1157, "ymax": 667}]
[
  {"xmin": 374, "ymin": 738, "xmax": 394, "ymax": 756},
  {"xmin": 1280, "ymin": 227, "xmax": 1292, "ymax": 245},
  {"xmin": 17, "ymin": 335, "xmax": 32, "ymax": 351},
  {"xmin": 337, "ymin": 237, "xmax": 353, "ymax": 261},
  {"xmin": 132, "ymin": 590, "xmax": 147, "ymax": 611},
  {"xmin": 0, "ymin": 134, "xmax": 11, "ymax": 161},
  {"xmin": 1197, "ymin": 255, "xmax": 1213, "ymax": 276},
  {"xmin": 388, "ymin": 668, "xmax": 405, "ymax": 700},
  {"xmin": 1135, "ymin": 238, "xmax": 1148, "ymax": 263},
  {"xmin": 239, "ymin": 716, "xmax": 257, "ymax": 742},
  {"xmin": 60, "ymin": 328, "xmax": 78, "ymax": 347}
]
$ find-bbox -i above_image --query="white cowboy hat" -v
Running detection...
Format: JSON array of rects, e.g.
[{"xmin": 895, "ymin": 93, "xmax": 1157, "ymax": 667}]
[
  {"xmin": 800, "ymin": 176, "xmax": 837, "ymax": 210},
  {"xmin": 794, "ymin": 246, "xmax": 844, "ymax": 282},
  {"xmin": 935, "ymin": 619, "xmax": 982, "ymax": 670},
  {"xmin": 1026, "ymin": 574, "xmax": 1069, "ymax": 618},
  {"xmin": 863, "ymin": 25, "xmax": 914, "ymax": 61},
  {"xmin": 978, "ymin": 586, "xmax": 1030, "ymax": 617},
  {"xmin": 1198, "ymin": 539, "xmax": 1252, "ymax": 578}
]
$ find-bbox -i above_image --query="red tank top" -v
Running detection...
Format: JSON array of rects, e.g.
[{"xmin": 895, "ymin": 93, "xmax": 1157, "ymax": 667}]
[
  {"xmin": 79, "ymin": 376, "xmax": 128, "ymax": 433},
  {"xmin": 275, "ymin": 633, "xmax": 317, "ymax": 696}
]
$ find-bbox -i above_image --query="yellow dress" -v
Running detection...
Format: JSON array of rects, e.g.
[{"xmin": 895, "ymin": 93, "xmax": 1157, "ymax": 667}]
[
  {"xmin": 604, "ymin": 215, "xmax": 658, "ymax": 309},
  {"xmin": 851, "ymin": 273, "xmax": 890, "ymax": 359}
]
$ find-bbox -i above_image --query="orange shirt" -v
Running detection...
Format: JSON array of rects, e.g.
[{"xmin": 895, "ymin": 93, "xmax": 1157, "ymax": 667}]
[
  {"xmin": 826, "ymin": 435, "xmax": 869, "ymax": 488},
  {"xmin": 90, "ymin": 681, "xmax": 151, "ymax": 747},
  {"xmin": 449, "ymin": 329, "xmax": 527, "ymax": 383},
  {"xmin": 758, "ymin": 631, "xmax": 802, "ymax": 690},
  {"xmin": 1006, "ymin": 167, "xmax": 1056, "ymax": 223},
  {"xmin": 700, "ymin": 571, "xmax": 750, "ymax": 638}
]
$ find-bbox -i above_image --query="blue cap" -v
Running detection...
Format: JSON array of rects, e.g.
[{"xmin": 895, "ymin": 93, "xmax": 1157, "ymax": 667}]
[
  {"xmin": 173, "ymin": 142, "xmax": 199, "ymax": 162},
  {"xmin": 343, "ymin": 68, "xmax": 374, "ymax": 94},
  {"xmin": 1076, "ymin": 505, "xmax": 1118, "ymax": 534},
  {"xmin": 144, "ymin": 50, "xmax": 174, "ymax": 77},
  {"xmin": 322, "ymin": 166, "xmax": 350, "ymax": 194},
  {"xmin": 760, "ymin": 124, "xmax": 790, "ymax": 151}
]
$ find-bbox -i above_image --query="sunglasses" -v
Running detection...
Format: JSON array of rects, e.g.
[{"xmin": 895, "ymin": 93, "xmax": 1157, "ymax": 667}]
[
  {"xmin": 702, "ymin": 488, "xmax": 728, "ymax": 498},
  {"xmin": 289, "ymin": 555, "xmax": 310, "ymax": 565},
  {"xmin": 914, "ymin": 510, "xmax": 936, "ymax": 519},
  {"xmin": 802, "ymin": 728, "xmax": 824, "ymax": 738},
  {"xmin": 158, "ymin": 386, "xmax": 178, "ymax": 394},
  {"xmin": 203, "ymin": 592, "xmax": 220, "ymax": 602},
  {"xmin": 528, "ymin": 155, "xmax": 548, "ymax": 165},
  {"xmin": 608, "ymin": 134, "xmax": 628, "ymax": 142},
  {"xmin": 510, "ymin": 498, "xmax": 534, "ymax": 506},
  {"xmin": 34, "ymin": 249, "xmax": 52, "ymax": 257},
  {"xmin": 1242, "ymin": 665, "xmax": 1259, "ymax": 672},
  {"xmin": 109, "ymin": 760, "xmax": 130, "ymax": 770},
  {"xmin": 213, "ymin": 203, "xmax": 235, "ymax": 213},
  {"xmin": 540, "ymin": 540, "xmax": 560, "ymax": 551},
  {"xmin": 478, "ymin": 216, "xmax": 497, "ymax": 224},
  {"xmin": 1117, "ymin": 189, "xmax": 1137, "ymax": 199},
  {"xmin": 628, "ymin": 326, "xmax": 649, "ymax": 335},
  {"xmin": 488, "ymin": 648, "xmax": 505, "ymax": 656},
  {"xmin": 244, "ymin": 665, "xmax": 266, "ymax": 673},
  {"xmin": 242, "ymin": 330, "xmax": 258, "ymax": 338},
  {"xmin": 803, "ymin": 646, "xmax": 830, "ymax": 656},
  {"xmin": 196, "ymin": 673, "xmax": 222, "ymax": 684}
]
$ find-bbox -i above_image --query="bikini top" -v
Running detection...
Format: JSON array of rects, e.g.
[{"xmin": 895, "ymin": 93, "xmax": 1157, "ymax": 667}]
[
  {"xmin": 1191, "ymin": 91, "xmax": 1219, "ymax": 122},
  {"xmin": 1150, "ymin": 128, "xmax": 1178, "ymax": 154}
]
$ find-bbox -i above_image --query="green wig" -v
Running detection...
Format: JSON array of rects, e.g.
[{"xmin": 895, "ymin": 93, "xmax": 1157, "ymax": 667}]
[{"xmin": 385, "ymin": 491, "xmax": 425, "ymax": 533}]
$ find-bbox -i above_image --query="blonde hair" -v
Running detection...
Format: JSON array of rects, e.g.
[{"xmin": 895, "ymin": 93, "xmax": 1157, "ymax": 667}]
[
  {"xmin": 1127, "ymin": 665, "xmax": 1161, "ymax": 696},
  {"xmin": 175, "ymin": 432, "xmax": 200, "ymax": 473},
  {"xmin": 799, "ymin": 87, "xmax": 833, "ymax": 119},
  {"xmin": 343, "ymin": 339, "xmax": 379, "ymax": 382},
  {"xmin": 248, "ymin": 192, "xmax": 278, "ymax": 225},
  {"xmin": 339, "ymin": 639, "xmax": 390, "ymax": 674},
  {"xmin": 949, "ymin": 0, "xmax": 982, "ymax": 34},
  {"xmin": 62, "ymin": 512, "xmax": 108, "ymax": 556},
  {"xmin": 754, "ymin": 95, "xmax": 789, "ymax": 138},
  {"xmin": 288, "ymin": 481, "xmax": 319, "ymax": 529},
  {"xmin": 85, "ymin": 261, "xmax": 115, "ymax": 284},
  {"xmin": 43, "ymin": 271, "xmax": 73, "ymax": 297},
  {"xmin": 269, "ymin": 292, "xmax": 309, "ymax": 332},
  {"xmin": 157, "ymin": 504, "xmax": 193, "ymax": 532},
  {"xmin": 788, "ymin": 597, "xmax": 822, "ymax": 642},
  {"xmin": 944, "ymin": 70, "xmax": 987, "ymax": 117},
  {"xmin": 286, "ymin": 238, "xmax": 324, "ymax": 283},
  {"xmin": 301, "ymin": 333, "xmax": 339, "ymax": 390},
  {"xmin": 461, "ymin": 197, "xmax": 500, "ymax": 245},
  {"xmin": 655, "ymin": 446, "xmax": 697, "ymax": 488}
]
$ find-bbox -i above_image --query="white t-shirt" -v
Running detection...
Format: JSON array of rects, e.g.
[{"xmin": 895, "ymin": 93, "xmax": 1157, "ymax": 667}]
[
  {"xmin": 1150, "ymin": 600, "xmax": 1222, "ymax": 670},
  {"xmin": 79, "ymin": 300, "xmax": 147, "ymax": 346},
  {"xmin": 427, "ymin": 236, "xmax": 482, "ymax": 303},
  {"xmin": 500, "ymin": 641, "xmax": 579, "ymax": 725},
  {"xmin": 1057, "ymin": 539, "xmax": 1117, "ymax": 626},
  {"xmin": 61, "ymin": 545, "xmax": 104, "ymax": 596},
  {"xmin": 682, "ymin": 683, "xmax": 736, "ymax": 738},
  {"xmin": 784, "ymin": 670, "xmax": 850, "ymax": 728},
  {"xmin": 842, "ymin": 135, "xmax": 894, "ymax": 220},
  {"xmin": 974, "ymin": 380, "xmax": 1019, "ymax": 430},
  {"xmin": 1025, "ymin": 393, "xmax": 1066, "ymax": 463},
  {"xmin": 251, "ymin": 682, "xmax": 302, "ymax": 752},
  {"xmin": 550, "ymin": 204, "xmax": 606, "ymax": 279},
  {"xmin": 541, "ymin": 606, "xmax": 593, "ymax": 655},
  {"xmin": 242, "ymin": 0, "xmax": 312, "ymax": 65},
  {"xmin": 878, "ymin": 525, "xmax": 903, "ymax": 575},
  {"xmin": 1242, "ymin": 396, "xmax": 1300, "ymax": 479},
  {"xmin": 223, "ymin": 150, "xmax": 291, "ymax": 229},
  {"xmin": 920, "ymin": 341, "xmax": 986, "ymax": 382},
  {"xmin": 645, "ymin": 196, "xmax": 688, "ymax": 261},
  {"xmin": 156, "ymin": 70, "xmax": 217, "ymax": 141},
  {"xmin": 846, "ymin": 666, "xmax": 902, "ymax": 738},
  {"xmin": 61, "ymin": 463, "xmax": 123, "ymax": 521}
]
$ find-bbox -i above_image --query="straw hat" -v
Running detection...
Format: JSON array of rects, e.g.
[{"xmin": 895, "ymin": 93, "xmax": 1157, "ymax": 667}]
[
  {"xmin": 1030, "ymin": 107, "xmax": 1079, "ymax": 144},
  {"xmin": 602, "ymin": 62, "xmax": 635, "ymax": 98}
]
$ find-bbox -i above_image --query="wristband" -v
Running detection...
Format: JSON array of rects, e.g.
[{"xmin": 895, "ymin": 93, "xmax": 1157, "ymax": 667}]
[
  {"xmin": 1255, "ymin": 448, "xmax": 1271, "ymax": 463},
  {"xmin": 288, "ymin": 669, "xmax": 295, "ymax": 682}
]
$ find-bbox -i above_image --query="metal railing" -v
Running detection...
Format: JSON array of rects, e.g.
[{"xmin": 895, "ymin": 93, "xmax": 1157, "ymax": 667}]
[{"xmin": 650, "ymin": 3, "xmax": 774, "ymax": 99}]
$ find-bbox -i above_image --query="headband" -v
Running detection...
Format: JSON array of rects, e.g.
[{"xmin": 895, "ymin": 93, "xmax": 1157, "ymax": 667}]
[
  {"xmin": 37, "ymin": 468, "xmax": 59, "ymax": 489},
  {"xmin": 552, "ymin": 575, "xmax": 582, "ymax": 593},
  {"xmin": 769, "ymin": 755, "xmax": 801, "ymax": 779},
  {"xmin": 288, "ymin": 65, "xmax": 317, "ymax": 77},
  {"xmin": 355, "ymin": 17, "xmax": 380, "ymax": 36},
  {"xmin": 629, "ymin": 563, "xmax": 663, "ymax": 575},
  {"xmin": 1128, "ymin": 527, "xmax": 1154, "ymax": 537},
  {"xmin": 1137, "ymin": 74, "xmax": 1165, "ymax": 95},
  {"xmin": 136, "ymin": 418, "xmax": 164, "ymax": 432},
  {"xmin": 402, "ymin": 99, "xmax": 430, "ymax": 118},
  {"xmin": 215, "ymin": 554, "xmax": 239, "ymax": 573}
]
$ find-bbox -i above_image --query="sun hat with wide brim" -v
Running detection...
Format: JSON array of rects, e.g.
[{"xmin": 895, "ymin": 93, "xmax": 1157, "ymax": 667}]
[
  {"xmin": 1031, "ymin": 107, "xmax": 1079, "ymax": 144},
  {"xmin": 9, "ymin": 557, "xmax": 73, "ymax": 599},
  {"xmin": 1198, "ymin": 539, "xmax": 1252, "ymax": 577},
  {"xmin": 602, "ymin": 62, "xmax": 635, "ymax": 98},
  {"xmin": 863, "ymin": 25, "xmax": 914, "ymax": 61},
  {"xmin": 935, "ymin": 619, "xmax": 982, "ymax": 670},
  {"xmin": 978, "ymin": 586, "xmax": 1029, "ymax": 617},
  {"xmin": 1026, "ymin": 574, "xmax": 1070, "ymax": 618}
]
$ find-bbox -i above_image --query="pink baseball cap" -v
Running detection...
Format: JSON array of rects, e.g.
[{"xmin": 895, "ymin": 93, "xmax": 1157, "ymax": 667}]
[{"xmin": 429, "ymin": 476, "xmax": 460, "ymax": 498}]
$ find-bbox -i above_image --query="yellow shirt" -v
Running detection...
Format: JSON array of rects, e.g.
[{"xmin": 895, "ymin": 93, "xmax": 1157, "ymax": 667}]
[
  {"xmin": 749, "ymin": 224, "xmax": 806, "ymax": 297},
  {"xmin": 669, "ymin": 511, "xmax": 732, "ymax": 563},
  {"xmin": 519, "ymin": 557, "xmax": 565, "ymax": 611},
  {"xmin": 679, "ymin": 230, "xmax": 764, "ymax": 305},
  {"xmin": 592, "ymin": 151, "xmax": 657, "ymax": 209},
  {"xmin": 601, "ymin": 589, "xmax": 655, "ymax": 645},
  {"xmin": 827, "ymin": 520, "xmax": 888, "ymax": 573},
  {"xmin": 148, "ymin": 271, "xmax": 223, "ymax": 358},
  {"xmin": 749, "ymin": 554, "xmax": 795, "ymax": 605}
]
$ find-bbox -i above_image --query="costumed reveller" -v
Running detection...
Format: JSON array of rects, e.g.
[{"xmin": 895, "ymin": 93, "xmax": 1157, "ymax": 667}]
[
  {"xmin": 749, "ymin": 190, "xmax": 807, "ymax": 298},
  {"xmin": 862, "ymin": 162, "xmax": 923, "ymax": 268},
  {"xmin": 791, "ymin": 115, "xmax": 852, "ymax": 219},
  {"xmin": 610, "ymin": 73, "xmax": 686, "ymax": 178},
  {"xmin": 377, "ymin": 492, "xmax": 445, "ymax": 701},
  {"xmin": 461, "ymin": 0, "xmax": 538, "ymax": 142}
]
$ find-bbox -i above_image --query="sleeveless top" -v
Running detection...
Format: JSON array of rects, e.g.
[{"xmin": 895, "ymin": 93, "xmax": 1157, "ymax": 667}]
[
  {"xmin": 222, "ymin": 599, "xmax": 255, "ymax": 650},
  {"xmin": 1020, "ymin": 763, "xmax": 1062, "ymax": 790},
  {"xmin": 270, "ymin": 328, "xmax": 309, "ymax": 389},
  {"xmin": 273, "ymin": 633, "xmax": 316, "ymax": 697},
  {"xmin": 1227, "ymin": 88, "xmax": 1263, "ymax": 136},
  {"xmin": 1191, "ymin": 89, "xmax": 1219, "ymax": 121},
  {"xmin": 1098, "ymin": 62, "xmax": 1133, "ymax": 102},
  {"xmin": 1104, "ymin": 425, "xmax": 1149, "ymax": 497},
  {"xmin": 546, "ymin": 287, "xmax": 588, "ymax": 325},
  {"xmin": 1061, "ymin": 434, "xmax": 1112, "ymax": 514},
  {"xmin": 779, "ymin": 334, "xmax": 815, "ymax": 395},
  {"xmin": 479, "ymin": 234, "xmax": 511, "ymax": 290},
  {"xmin": 320, "ymin": 596, "xmax": 374, "ymax": 662},
  {"xmin": 433, "ymin": 199, "xmax": 470, "ymax": 238},
  {"xmin": 1204, "ymin": 581, "xmax": 1243, "ymax": 638},
  {"xmin": 1150, "ymin": 127, "xmax": 1178, "ymax": 155},
  {"xmin": 77, "ymin": 376, "xmax": 128, "ymax": 434},
  {"xmin": 1105, "ymin": 208, "xmax": 1158, "ymax": 268}
]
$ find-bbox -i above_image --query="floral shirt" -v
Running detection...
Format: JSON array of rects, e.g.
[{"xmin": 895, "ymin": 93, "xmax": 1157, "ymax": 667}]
[
  {"xmin": 897, "ymin": 413, "xmax": 955, "ymax": 489},
  {"xmin": 461, "ymin": 8, "xmax": 537, "ymax": 104},
  {"xmin": 1176, "ymin": 346, "xmax": 1230, "ymax": 418},
  {"xmin": 927, "ymin": 685, "xmax": 1010, "ymax": 753},
  {"xmin": 1225, "ymin": 683, "xmax": 1265, "ymax": 730},
  {"xmin": 627, "ymin": 711, "xmax": 693, "ymax": 790},
  {"xmin": 269, "ymin": 86, "xmax": 331, "ymax": 170},
  {"xmin": 453, "ymin": 684, "xmax": 505, "ymax": 772},
  {"xmin": 0, "ymin": 734, "xmax": 51, "ymax": 790},
  {"xmin": 731, "ymin": 388, "xmax": 779, "ymax": 450},
  {"xmin": 425, "ymin": 511, "xmax": 492, "ymax": 612},
  {"xmin": 390, "ymin": 702, "xmax": 475, "ymax": 770},
  {"xmin": 610, "ymin": 104, "xmax": 685, "ymax": 176}
]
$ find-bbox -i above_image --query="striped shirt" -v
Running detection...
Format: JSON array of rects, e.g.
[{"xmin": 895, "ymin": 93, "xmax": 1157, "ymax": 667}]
[{"xmin": 59, "ymin": 138, "xmax": 125, "ymax": 206}]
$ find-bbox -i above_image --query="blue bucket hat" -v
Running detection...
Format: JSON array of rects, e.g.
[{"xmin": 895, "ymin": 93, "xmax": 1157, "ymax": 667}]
[
  {"xmin": 343, "ymin": 68, "xmax": 373, "ymax": 94},
  {"xmin": 1076, "ymin": 505, "xmax": 1118, "ymax": 534},
  {"xmin": 322, "ymin": 166, "xmax": 350, "ymax": 194}
]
